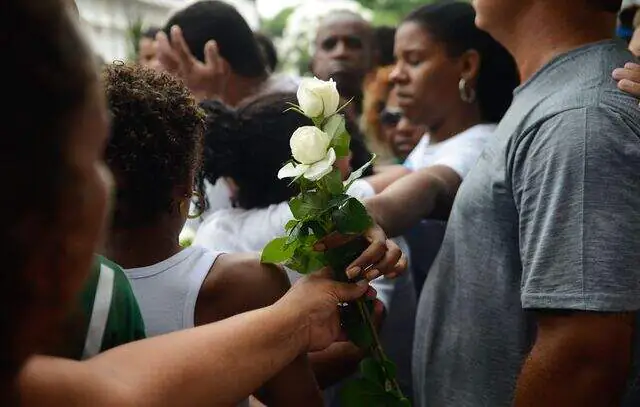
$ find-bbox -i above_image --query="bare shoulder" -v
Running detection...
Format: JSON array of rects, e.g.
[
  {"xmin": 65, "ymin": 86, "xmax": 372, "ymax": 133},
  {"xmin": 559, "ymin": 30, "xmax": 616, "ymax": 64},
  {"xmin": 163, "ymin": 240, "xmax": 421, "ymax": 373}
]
[{"xmin": 195, "ymin": 252, "xmax": 291, "ymax": 324}]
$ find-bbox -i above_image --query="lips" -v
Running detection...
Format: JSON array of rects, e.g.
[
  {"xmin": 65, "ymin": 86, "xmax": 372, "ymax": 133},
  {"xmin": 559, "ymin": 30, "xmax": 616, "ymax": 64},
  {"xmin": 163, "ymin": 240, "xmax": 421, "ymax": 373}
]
[
  {"xmin": 395, "ymin": 93, "xmax": 413, "ymax": 108},
  {"xmin": 393, "ymin": 141, "xmax": 416, "ymax": 156}
]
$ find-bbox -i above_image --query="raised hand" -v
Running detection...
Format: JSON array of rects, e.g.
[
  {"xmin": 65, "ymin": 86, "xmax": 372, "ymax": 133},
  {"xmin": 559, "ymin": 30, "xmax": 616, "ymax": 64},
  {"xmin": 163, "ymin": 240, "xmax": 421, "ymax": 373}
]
[{"xmin": 156, "ymin": 25, "xmax": 230, "ymax": 102}]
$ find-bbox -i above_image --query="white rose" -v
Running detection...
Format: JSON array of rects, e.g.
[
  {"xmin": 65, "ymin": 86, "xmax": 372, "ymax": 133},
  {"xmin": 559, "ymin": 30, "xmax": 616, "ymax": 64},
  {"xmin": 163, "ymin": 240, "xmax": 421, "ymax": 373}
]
[
  {"xmin": 296, "ymin": 77, "xmax": 340, "ymax": 118},
  {"xmin": 278, "ymin": 148, "xmax": 336, "ymax": 182},
  {"xmin": 290, "ymin": 126, "xmax": 331, "ymax": 164}
]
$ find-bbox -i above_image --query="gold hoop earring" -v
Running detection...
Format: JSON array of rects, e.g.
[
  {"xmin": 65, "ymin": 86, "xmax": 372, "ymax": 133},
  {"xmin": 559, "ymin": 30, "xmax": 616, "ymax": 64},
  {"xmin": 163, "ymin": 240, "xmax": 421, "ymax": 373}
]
[
  {"xmin": 187, "ymin": 191, "xmax": 205, "ymax": 219},
  {"xmin": 458, "ymin": 78, "xmax": 476, "ymax": 104}
]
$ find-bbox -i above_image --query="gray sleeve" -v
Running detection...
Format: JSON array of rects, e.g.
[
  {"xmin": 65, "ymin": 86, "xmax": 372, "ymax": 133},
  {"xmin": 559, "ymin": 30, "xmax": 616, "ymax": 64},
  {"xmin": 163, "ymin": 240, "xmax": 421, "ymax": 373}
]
[{"xmin": 511, "ymin": 106, "xmax": 640, "ymax": 312}]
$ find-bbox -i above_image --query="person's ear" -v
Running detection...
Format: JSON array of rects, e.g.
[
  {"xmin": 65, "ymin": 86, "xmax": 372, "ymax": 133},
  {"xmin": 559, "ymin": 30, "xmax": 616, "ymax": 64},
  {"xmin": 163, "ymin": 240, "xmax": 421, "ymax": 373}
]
[{"xmin": 459, "ymin": 49, "xmax": 481, "ymax": 89}]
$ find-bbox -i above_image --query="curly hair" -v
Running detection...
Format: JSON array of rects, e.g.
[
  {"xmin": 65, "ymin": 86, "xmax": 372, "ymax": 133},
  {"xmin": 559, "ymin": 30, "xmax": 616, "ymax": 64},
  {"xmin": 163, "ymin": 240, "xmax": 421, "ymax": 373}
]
[
  {"xmin": 201, "ymin": 93, "xmax": 309, "ymax": 209},
  {"xmin": 103, "ymin": 62, "xmax": 205, "ymax": 228}
]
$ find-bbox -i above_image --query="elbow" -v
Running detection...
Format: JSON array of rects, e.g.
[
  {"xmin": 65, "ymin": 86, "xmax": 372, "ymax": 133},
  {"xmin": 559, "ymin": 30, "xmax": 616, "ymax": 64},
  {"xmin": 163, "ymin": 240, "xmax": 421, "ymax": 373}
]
[
  {"xmin": 536, "ymin": 312, "xmax": 634, "ymax": 390},
  {"xmin": 569, "ymin": 340, "xmax": 632, "ymax": 384}
]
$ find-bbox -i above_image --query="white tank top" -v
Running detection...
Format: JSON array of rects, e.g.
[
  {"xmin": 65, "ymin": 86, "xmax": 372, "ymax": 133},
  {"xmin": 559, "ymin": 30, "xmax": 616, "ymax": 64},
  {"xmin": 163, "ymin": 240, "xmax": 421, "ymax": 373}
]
[
  {"xmin": 124, "ymin": 246, "xmax": 249, "ymax": 407},
  {"xmin": 124, "ymin": 246, "xmax": 222, "ymax": 337}
]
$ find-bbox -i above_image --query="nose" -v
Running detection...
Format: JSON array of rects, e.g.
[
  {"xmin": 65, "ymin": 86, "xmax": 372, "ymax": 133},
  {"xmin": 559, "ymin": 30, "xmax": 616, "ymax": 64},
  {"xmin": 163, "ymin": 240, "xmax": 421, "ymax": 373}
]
[
  {"xmin": 331, "ymin": 40, "xmax": 350, "ymax": 60},
  {"xmin": 396, "ymin": 119, "xmax": 414, "ymax": 137},
  {"xmin": 389, "ymin": 62, "xmax": 407, "ymax": 84}
]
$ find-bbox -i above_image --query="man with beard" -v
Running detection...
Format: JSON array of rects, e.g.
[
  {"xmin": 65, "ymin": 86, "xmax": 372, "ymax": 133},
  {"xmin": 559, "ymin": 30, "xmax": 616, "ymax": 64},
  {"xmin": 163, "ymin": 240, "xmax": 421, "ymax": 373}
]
[{"xmin": 311, "ymin": 10, "xmax": 375, "ymax": 118}]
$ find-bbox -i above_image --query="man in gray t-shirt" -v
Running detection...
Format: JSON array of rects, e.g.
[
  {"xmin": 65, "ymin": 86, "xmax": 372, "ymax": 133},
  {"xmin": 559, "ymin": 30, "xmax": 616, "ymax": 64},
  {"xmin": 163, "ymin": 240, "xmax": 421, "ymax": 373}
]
[{"xmin": 414, "ymin": 1, "xmax": 640, "ymax": 406}]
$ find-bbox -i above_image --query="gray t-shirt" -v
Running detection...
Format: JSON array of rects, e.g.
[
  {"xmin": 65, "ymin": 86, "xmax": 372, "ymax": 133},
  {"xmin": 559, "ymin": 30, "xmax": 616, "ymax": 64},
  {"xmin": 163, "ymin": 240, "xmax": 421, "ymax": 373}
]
[{"xmin": 414, "ymin": 40, "xmax": 640, "ymax": 407}]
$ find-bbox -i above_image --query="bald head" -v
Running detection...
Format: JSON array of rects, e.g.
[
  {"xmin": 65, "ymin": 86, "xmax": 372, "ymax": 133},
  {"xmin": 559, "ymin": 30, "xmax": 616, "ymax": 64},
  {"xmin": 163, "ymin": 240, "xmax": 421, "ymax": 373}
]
[{"xmin": 311, "ymin": 10, "xmax": 374, "ymax": 100}]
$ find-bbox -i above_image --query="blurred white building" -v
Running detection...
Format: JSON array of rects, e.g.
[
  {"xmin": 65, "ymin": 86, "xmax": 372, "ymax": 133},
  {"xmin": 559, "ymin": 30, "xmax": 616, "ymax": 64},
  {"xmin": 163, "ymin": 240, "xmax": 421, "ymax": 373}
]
[{"xmin": 76, "ymin": 0, "xmax": 260, "ymax": 62}]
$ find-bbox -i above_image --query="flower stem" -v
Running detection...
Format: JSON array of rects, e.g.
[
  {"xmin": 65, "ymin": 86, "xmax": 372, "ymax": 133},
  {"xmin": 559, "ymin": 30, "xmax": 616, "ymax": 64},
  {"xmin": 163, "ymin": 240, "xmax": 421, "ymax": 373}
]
[{"xmin": 355, "ymin": 297, "xmax": 403, "ymax": 396}]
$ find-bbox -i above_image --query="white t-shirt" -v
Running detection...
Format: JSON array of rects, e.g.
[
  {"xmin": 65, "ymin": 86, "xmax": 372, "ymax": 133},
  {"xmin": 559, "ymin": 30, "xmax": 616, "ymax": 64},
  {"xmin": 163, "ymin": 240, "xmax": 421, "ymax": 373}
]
[
  {"xmin": 193, "ymin": 181, "xmax": 375, "ymax": 254},
  {"xmin": 403, "ymin": 124, "xmax": 496, "ymax": 177}
]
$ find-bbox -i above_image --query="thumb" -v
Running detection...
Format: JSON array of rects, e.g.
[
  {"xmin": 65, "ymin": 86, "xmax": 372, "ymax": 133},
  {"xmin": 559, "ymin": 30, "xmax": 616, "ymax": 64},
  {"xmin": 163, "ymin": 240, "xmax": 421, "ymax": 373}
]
[{"xmin": 332, "ymin": 280, "xmax": 369, "ymax": 303}]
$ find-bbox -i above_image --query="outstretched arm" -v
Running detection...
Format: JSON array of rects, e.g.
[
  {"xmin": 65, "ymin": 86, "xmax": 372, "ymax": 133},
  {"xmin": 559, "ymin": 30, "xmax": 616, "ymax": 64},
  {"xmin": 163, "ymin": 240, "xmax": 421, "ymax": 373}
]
[
  {"xmin": 198, "ymin": 253, "xmax": 322, "ymax": 406},
  {"xmin": 19, "ymin": 271, "xmax": 370, "ymax": 406},
  {"xmin": 365, "ymin": 165, "xmax": 461, "ymax": 237}
]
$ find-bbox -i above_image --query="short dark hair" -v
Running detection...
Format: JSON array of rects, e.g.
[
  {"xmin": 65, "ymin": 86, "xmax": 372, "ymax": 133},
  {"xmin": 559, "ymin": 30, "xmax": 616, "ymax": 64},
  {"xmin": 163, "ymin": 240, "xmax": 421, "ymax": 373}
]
[
  {"xmin": 104, "ymin": 63, "xmax": 205, "ymax": 228},
  {"xmin": 404, "ymin": 2, "xmax": 520, "ymax": 123},
  {"xmin": 201, "ymin": 93, "xmax": 307, "ymax": 209},
  {"xmin": 200, "ymin": 93, "xmax": 373, "ymax": 209},
  {"xmin": 373, "ymin": 26, "xmax": 396, "ymax": 66},
  {"xmin": 164, "ymin": 0, "xmax": 266, "ymax": 78},
  {"xmin": 590, "ymin": 0, "xmax": 623, "ymax": 12},
  {"xmin": 254, "ymin": 31, "xmax": 278, "ymax": 72}
]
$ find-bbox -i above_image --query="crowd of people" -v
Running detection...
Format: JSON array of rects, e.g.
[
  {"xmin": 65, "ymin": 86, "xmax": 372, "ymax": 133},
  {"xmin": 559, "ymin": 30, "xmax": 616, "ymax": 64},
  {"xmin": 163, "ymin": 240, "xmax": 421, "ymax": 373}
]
[{"xmin": 3, "ymin": 0, "xmax": 640, "ymax": 406}]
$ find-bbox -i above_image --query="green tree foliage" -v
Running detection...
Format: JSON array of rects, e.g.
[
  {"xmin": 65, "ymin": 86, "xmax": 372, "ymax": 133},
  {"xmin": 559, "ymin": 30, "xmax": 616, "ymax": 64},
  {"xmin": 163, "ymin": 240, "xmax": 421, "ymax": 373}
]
[
  {"xmin": 126, "ymin": 16, "xmax": 144, "ymax": 62},
  {"xmin": 261, "ymin": 6, "xmax": 295, "ymax": 38}
]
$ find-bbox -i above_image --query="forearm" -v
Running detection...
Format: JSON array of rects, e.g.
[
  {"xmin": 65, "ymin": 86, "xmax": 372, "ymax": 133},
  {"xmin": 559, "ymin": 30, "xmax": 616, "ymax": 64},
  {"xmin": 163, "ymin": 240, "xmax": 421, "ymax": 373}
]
[
  {"xmin": 256, "ymin": 354, "xmax": 323, "ymax": 407},
  {"xmin": 20, "ymin": 304, "xmax": 307, "ymax": 406},
  {"xmin": 513, "ymin": 342, "xmax": 630, "ymax": 407},
  {"xmin": 366, "ymin": 166, "xmax": 455, "ymax": 237},
  {"xmin": 308, "ymin": 342, "xmax": 365, "ymax": 389},
  {"xmin": 363, "ymin": 165, "xmax": 411, "ymax": 193}
]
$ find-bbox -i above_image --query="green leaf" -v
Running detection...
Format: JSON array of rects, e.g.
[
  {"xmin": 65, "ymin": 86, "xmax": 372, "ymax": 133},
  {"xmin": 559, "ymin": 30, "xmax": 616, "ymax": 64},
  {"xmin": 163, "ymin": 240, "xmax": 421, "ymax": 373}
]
[
  {"xmin": 323, "ymin": 114, "xmax": 346, "ymax": 139},
  {"xmin": 312, "ymin": 116, "xmax": 324, "ymax": 127},
  {"xmin": 332, "ymin": 129, "xmax": 351, "ymax": 158},
  {"xmin": 332, "ymin": 197, "xmax": 373, "ymax": 234},
  {"xmin": 341, "ymin": 305, "xmax": 373, "ymax": 348},
  {"xmin": 286, "ymin": 222, "xmax": 302, "ymax": 245},
  {"xmin": 381, "ymin": 359, "xmax": 398, "ymax": 380},
  {"xmin": 286, "ymin": 246, "xmax": 326, "ymax": 274},
  {"xmin": 320, "ymin": 169, "xmax": 344, "ymax": 195},
  {"xmin": 289, "ymin": 191, "xmax": 328, "ymax": 220},
  {"xmin": 345, "ymin": 154, "xmax": 377, "ymax": 189},
  {"xmin": 324, "ymin": 114, "xmax": 350, "ymax": 157},
  {"xmin": 261, "ymin": 237, "xmax": 296, "ymax": 264},
  {"xmin": 327, "ymin": 193, "xmax": 351, "ymax": 210},
  {"xmin": 340, "ymin": 378, "xmax": 385, "ymax": 407},
  {"xmin": 360, "ymin": 358, "xmax": 385, "ymax": 386},
  {"xmin": 284, "ymin": 219, "xmax": 299, "ymax": 232},
  {"xmin": 304, "ymin": 220, "xmax": 328, "ymax": 238}
]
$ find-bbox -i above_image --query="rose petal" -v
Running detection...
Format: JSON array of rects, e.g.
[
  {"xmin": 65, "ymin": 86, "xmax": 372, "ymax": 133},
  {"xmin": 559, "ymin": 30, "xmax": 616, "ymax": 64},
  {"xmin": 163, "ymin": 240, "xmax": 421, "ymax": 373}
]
[
  {"xmin": 297, "ymin": 85, "xmax": 323, "ymax": 118},
  {"xmin": 278, "ymin": 162, "xmax": 309, "ymax": 179},
  {"xmin": 324, "ymin": 79, "xmax": 340, "ymax": 116},
  {"xmin": 303, "ymin": 148, "xmax": 336, "ymax": 181}
]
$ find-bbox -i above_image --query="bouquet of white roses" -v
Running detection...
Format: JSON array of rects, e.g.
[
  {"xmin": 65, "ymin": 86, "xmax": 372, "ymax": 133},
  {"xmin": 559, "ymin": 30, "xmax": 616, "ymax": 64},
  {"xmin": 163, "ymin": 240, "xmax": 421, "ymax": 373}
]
[{"xmin": 261, "ymin": 78, "xmax": 410, "ymax": 407}]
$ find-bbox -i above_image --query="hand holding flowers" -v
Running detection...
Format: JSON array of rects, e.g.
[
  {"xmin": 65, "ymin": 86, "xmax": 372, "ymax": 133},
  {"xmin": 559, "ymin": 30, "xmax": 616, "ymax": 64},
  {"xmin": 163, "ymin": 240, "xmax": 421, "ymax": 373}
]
[{"xmin": 262, "ymin": 78, "xmax": 410, "ymax": 407}]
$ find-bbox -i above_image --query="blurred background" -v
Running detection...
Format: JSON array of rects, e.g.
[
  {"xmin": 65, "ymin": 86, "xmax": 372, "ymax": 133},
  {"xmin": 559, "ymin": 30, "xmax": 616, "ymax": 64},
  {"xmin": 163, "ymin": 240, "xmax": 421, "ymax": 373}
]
[{"xmin": 77, "ymin": 0, "xmax": 434, "ymax": 74}]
